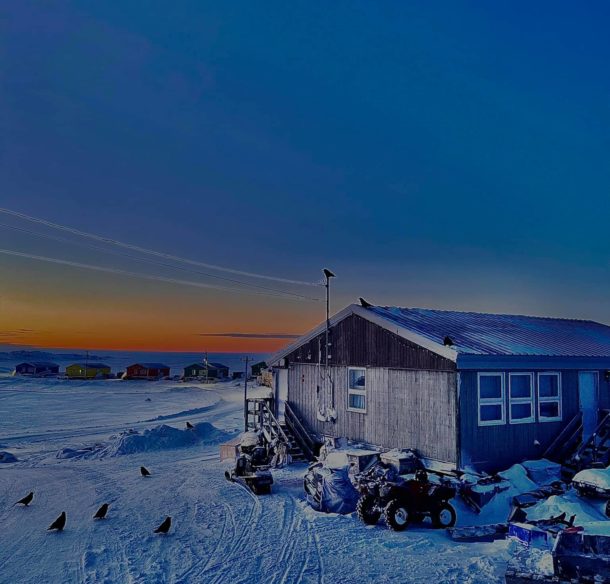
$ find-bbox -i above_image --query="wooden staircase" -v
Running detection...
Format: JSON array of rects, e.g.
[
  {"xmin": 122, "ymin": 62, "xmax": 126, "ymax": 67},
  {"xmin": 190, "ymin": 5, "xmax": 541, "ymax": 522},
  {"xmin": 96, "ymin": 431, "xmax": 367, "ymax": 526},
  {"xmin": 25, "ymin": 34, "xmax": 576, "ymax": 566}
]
[
  {"xmin": 245, "ymin": 398, "xmax": 307, "ymax": 462},
  {"xmin": 283, "ymin": 401, "xmax": 323, "ymax": 462},
  {"xmin": 563, "ymin": 410, "xmax": 610, "ymax": 478}
]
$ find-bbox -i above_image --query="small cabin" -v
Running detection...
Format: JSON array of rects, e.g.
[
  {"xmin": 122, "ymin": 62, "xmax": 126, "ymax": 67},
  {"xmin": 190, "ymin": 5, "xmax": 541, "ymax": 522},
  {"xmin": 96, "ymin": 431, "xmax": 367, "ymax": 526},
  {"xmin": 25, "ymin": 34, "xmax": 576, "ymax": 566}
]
[
  {"xmin": 66, "ymin": 363, "xmax": 111, "ymax": 379},
  {"xmin": 251, "ymin": 361, "xmax": 267, "ymax": 377},
  {"xmin": 183, "ymin": 362, "xmax": 229, "ymax": 380},
  {"xmin": 14, "ymin": 362, "xmax": 59, "ymax": 377},
  {"xmin": 124, "ymin": 363, "xmax": 170, "ymax": 380},
  {"xmin": 269, "ymin": 303, "xmax": 610, "ymax": 473}
]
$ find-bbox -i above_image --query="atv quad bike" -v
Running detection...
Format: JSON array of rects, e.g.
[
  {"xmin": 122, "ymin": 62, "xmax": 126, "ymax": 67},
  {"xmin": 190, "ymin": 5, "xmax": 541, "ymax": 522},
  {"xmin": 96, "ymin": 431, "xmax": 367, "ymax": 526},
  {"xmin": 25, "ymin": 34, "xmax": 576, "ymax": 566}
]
[{"xmin": 355, "ymin": 467, "xmax": 457, "ymax": 531}]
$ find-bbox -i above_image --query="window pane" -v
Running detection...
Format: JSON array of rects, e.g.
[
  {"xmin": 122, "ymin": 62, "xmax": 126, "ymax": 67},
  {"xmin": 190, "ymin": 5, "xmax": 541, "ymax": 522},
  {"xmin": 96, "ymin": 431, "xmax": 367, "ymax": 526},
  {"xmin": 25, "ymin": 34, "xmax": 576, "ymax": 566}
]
[
  {"xmin": 480, "ymin": 404, "xmax": 502, "ymax": 422},
  {"xmin": 348, "ymin": 393, "xmax": 366, "ymax": 410},
  {"xmin": 511, "ymin": 375, "xmax": 531, "ymax": 398},
  {"xmin": 511, "ymin": 403, "xmax": 532, "ymax": 421},
  {"xmin": 539, "ymin": 374, "xmax": 559, "ymax": 398},
  {"xmin": 540, "ymin": 402, "xmax": 559, "ymax": 419},
  {"xmin": 348, "ymin": 369, "xmax": 366, "ymax": 390},
  {"xmin": 480, "ymin": 375, "xmax": 502, "ymax": 399}
]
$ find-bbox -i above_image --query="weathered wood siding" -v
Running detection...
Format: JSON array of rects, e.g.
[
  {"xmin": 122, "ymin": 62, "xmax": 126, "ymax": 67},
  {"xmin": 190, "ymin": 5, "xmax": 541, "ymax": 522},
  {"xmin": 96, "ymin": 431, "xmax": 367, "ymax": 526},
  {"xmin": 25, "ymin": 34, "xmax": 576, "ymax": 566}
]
[
  {"xmin": 284, "ymin": 314, "xmax": 456, "ymax": 371},
  {"xmin": 288, "ymin": 363, "xmax": 458, "ymax": 463},
  {"xmin": 458, "ymin": 370, "xmax": 581, "ymax": 471}
]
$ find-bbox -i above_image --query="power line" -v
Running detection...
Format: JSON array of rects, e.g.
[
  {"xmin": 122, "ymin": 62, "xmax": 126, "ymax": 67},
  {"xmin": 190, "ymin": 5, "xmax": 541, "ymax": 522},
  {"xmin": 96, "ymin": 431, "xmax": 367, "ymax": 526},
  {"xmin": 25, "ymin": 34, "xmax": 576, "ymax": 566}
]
[
  {"xmin": 0, "ymin": 222, "xmax": 320, "ymax": 301},
  {"xmin": 0, "ymin": 249, "xmax": 318, "ymax": 301},
  {"xmin": 0, "ymin": 207, "xmax": 322, "ymax": 286}
]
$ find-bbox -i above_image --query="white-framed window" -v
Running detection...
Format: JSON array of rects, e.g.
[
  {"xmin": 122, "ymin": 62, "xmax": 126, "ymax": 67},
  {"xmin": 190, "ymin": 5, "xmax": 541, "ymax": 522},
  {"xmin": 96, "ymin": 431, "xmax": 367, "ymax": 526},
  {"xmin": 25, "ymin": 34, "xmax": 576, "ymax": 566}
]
[
  {"xmin": 347, "ymin": 367, "xmax": 366, "ymax": 413},
  {"xmin": 478, "ymin": 372, "xmax": 505, "ymax": 426},
  {"xmin": 538, "ymin": 372, "xmax": 562, "ymax": 422},
  {"xmin": 509, "ymin": 372, "xmax": 535, "ymax": 424}
]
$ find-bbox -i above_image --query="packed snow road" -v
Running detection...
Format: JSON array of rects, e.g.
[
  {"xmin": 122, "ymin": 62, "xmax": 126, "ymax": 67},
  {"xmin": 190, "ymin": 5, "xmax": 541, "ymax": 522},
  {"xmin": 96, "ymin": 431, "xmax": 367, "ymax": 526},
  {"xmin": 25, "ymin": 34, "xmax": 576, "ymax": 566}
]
[{"xmin": 0, "ymin": 377, "xmax": 509, "ymax": 583}]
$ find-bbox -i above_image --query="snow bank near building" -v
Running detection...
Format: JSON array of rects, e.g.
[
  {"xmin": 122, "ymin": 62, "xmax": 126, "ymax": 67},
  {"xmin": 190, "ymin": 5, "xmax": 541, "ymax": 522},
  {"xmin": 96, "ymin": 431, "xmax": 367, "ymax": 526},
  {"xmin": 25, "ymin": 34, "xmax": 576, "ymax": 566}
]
[
  {"xmin": 0, "ymin": 451, "xmax": 18, "ymax": 463},
  {"xmin": 57, "ymin": 422, "xmax": 234, "ymax": 459},
  {"xmin": 110, "ymin": 422, "xmax": 232, "ymax": 456}
]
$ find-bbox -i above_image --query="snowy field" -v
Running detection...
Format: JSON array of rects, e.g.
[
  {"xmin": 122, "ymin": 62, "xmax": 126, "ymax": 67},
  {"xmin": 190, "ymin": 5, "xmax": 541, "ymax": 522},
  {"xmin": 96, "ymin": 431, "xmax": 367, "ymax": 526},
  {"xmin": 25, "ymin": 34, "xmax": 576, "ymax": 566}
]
[{"xmin": 0, "ymin": 374, "xmax": 515, "ymax": 583}]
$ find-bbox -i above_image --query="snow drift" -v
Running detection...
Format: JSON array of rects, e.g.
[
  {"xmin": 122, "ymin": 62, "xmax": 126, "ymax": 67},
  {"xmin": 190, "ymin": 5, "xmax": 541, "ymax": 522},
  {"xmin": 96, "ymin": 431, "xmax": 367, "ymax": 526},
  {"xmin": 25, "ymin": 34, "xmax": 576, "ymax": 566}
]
[
  {"xmin": 0, "ymin": 451, "xmax": 18, "ymax": 463},
  {"xmin": 57, "ymin": 422, "xmax": 234, "ymax": 459}
]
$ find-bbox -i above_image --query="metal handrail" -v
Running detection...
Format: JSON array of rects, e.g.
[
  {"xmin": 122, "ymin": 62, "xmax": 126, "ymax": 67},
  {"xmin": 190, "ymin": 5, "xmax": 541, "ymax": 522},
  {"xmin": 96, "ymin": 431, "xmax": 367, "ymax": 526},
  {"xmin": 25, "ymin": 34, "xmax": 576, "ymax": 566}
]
[
  {"xmin": 576, "ymin": 410, "xmax": 610, "ymax": 459},
  {"xmin": 543, "ymin": 411, "xmax": 582, "ymax": 461},
  {"xmin": 284, "ymin": 402, "xmax": 317, "ymax": 449}
]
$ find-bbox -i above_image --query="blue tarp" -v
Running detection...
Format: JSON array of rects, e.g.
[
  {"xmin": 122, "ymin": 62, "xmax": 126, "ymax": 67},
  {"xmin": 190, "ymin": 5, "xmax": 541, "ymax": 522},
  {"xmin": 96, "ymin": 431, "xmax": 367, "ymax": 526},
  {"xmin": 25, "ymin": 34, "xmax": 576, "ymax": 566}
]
[{"xmin": 306, "ymin": 465, "xmax": 360, "ymax": 514}]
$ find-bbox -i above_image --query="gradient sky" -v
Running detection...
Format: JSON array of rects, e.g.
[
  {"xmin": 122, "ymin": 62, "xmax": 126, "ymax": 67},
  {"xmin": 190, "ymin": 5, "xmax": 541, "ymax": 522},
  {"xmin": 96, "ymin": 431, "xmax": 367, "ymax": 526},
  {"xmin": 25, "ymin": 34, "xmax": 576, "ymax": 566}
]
[{"xmin": 1, "ymin": 1, "xmax": 610, "ymax": 352}]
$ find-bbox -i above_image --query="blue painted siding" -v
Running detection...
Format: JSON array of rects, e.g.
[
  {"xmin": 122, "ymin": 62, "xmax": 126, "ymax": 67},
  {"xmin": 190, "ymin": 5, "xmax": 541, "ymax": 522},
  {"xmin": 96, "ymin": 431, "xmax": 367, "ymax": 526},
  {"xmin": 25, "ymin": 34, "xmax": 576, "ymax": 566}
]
[{"xmin": 458, "ymin": 368, "xmax": 610, "ymax": 472}]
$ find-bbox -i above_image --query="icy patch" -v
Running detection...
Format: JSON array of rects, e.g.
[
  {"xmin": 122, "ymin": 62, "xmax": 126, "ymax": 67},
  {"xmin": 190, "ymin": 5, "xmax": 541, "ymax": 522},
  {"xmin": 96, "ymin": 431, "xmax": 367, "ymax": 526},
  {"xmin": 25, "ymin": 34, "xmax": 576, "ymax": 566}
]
[{"xmin": 0, "ymin": 451, "xmax": 18, "ymax": 463}]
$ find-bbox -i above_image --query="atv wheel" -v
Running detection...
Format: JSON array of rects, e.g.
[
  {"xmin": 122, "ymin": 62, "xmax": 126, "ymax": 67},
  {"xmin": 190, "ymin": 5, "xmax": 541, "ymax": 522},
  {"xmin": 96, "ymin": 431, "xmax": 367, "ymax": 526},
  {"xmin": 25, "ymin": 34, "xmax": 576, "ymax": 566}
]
[
  {"xmin": 384, "ymin": 499, "xmax": 410, "ymax": 531},
  {"xmin": 356, "ymin": 495, "xmax": 381, "ymax": 525},
  {"xmin": 431, "ymin": 503, "xmax": 457, "ymax": 528}
]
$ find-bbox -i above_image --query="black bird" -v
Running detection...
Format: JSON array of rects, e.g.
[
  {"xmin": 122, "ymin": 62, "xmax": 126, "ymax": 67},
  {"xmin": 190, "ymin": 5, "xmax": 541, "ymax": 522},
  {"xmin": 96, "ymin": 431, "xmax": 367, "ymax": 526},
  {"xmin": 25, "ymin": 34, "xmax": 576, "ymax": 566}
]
[
  {"xmin": 154, "ymin": 516, "xmax": 172, "ymax": 534},
  {"xmin": 48, "ymin": 512, "xmax": 66, "ymax": 531},
  {"xmin": 186, "ymin": 421, "xmax": 194, "ymax": 430},
  {"xmin": 93, "ymin": 503, "xmax": 109, "ymax": 519},
  {"xmin": 140, "ymin": 466, "xmax": 151, "ymax": 477},
  {"xmin": 15, "ymin": 492, "xmax": 34, "ymax": 506},
  {"xmin": 359, "ymin": 297, "xmax": 373, "ymax": 308}
]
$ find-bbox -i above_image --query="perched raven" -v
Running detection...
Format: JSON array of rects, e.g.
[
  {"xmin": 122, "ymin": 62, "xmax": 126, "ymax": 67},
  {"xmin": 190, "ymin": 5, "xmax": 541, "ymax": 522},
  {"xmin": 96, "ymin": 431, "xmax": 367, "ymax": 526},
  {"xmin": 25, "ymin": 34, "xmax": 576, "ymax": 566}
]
[
  {"xmin": 15, "ymin": 492, "xmax": 34, "ymax": 506},
  {"xmin": 186, "ymin": 422, "xmax": 194, "ymax": 429},
  {"xmin": 140, "ymin": 466, "xmax": 151, "ymax": 477},
  {"xmin": 154, "ymin": 516, "xmax": 172, "ymax": 534},
  {"xmin": 48, "ymin": 512, "xmax": 66, "ymax": 531},
  {"xmin": 93, "ymin": 503, "xmax": 109, "ymax": 519}
]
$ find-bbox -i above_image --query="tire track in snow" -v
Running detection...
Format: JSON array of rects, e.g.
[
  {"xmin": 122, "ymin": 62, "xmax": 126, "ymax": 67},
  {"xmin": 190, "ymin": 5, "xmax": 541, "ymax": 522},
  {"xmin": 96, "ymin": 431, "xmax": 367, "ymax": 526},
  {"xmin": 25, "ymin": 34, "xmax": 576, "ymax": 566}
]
[{"xmin": 174, "ymin": 503, "xmax": 230, "ymax": 583}]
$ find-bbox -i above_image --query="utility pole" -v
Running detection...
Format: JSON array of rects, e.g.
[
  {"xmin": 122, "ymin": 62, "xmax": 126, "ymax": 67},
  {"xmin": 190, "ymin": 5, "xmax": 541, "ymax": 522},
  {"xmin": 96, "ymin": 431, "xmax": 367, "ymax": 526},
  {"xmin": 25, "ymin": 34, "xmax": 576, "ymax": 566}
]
[
  {"xmin": 323, "ymin": 269, "xmax": 336, "ymax": 411},
  {"xmin": 243, "ymin": 356, "xmax": 250, "ymax": 432},
  {"xmin": 204, "ymin": 351, "xmax": 208, "ymax": 383}
]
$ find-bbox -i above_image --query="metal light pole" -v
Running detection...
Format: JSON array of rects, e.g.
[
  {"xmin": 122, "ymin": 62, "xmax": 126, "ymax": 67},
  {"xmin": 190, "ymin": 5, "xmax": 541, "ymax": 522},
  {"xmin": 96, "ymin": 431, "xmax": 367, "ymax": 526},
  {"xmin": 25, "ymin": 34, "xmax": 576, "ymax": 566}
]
[
  {"xmin": 243, "ymin": 356, "xmax": 251, "ymax": 432},
  {"xmin": 323, "ymin": 268, "xmax": 336, "ymax": 413}
]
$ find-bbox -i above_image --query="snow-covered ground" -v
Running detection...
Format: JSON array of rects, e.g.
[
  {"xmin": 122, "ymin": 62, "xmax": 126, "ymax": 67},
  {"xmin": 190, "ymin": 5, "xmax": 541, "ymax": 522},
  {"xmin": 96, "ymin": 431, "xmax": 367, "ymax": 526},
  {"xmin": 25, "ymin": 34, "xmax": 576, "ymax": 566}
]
[{"xmin": 0, "ymin": 375, "xmax": 512, "ymax": 583}]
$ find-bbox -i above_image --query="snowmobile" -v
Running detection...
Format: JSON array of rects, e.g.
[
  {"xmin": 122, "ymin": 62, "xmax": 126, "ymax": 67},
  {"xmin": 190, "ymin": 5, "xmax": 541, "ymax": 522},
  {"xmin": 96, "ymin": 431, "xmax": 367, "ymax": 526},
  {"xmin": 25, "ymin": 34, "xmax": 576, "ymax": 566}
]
[
  {"xmin": 355, "ymin": 466, "xmax": 457, "ymax": 531},
  {"xmin": 225, "ymin": 432, "xmax": 274, "ymax": 495}
]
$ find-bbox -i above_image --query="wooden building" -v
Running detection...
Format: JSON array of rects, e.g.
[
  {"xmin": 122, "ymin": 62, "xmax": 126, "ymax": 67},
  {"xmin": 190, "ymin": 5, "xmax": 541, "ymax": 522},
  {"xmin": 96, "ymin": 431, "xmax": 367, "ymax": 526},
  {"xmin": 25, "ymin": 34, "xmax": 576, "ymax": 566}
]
[
  {"xmin": 14, "ymin": 361, "xmax": 59, "ymax": 377},
  {"xmin": 124, "ymin": 363, "xmax": 170, "ymax": 380},
  {"xmin": 66, "ymin": 363, "xmax": 111, "ymax": 379},
  {"xmin": 183, "ymin": 362, "xmax": 229, "ymax": 380},
  {"xmin": 251, "ymin": 361, "xmax": 267, "ymax": 377},
  {"xmin": 269, "ymin": 302, "xmax": 610, "ymax": 472}
]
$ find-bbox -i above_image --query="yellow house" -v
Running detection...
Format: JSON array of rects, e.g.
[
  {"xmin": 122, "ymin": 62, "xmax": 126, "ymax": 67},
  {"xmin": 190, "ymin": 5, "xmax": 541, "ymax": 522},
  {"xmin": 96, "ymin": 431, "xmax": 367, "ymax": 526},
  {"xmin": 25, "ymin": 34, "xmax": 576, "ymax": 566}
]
[{"xmin": 65, "ymin": 363, "xmax": 111, "ymax": 379}]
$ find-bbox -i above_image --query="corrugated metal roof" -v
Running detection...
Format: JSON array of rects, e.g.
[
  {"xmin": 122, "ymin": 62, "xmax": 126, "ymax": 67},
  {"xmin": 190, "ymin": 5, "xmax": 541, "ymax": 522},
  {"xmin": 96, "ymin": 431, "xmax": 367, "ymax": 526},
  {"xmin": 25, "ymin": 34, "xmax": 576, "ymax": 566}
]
[
  {"xmin": 17, "ymin": 361, "xmax": 59, "ymax": 368},
  {"xmin": 69, "ymin": 363, "xmax": 110, "ymax": 369},
  {"xmin": 131, "ymin": 362, "xmax": 170, "ymax": 369},
  {"xmin": 370, "ymin": 306, "xmax": 610, "ymax": 357}
]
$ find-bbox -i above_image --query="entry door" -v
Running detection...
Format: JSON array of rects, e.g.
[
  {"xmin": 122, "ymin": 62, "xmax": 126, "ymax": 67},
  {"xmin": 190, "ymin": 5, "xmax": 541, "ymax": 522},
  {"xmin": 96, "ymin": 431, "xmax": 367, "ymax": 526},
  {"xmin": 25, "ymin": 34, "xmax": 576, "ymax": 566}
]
[
  {"xmin": 275, "ymin": 368, "xmax": 288, "ymax": 419},
  {"xmin": 579, "ymin": 372, "xmax": 599, "ymax": 438}
]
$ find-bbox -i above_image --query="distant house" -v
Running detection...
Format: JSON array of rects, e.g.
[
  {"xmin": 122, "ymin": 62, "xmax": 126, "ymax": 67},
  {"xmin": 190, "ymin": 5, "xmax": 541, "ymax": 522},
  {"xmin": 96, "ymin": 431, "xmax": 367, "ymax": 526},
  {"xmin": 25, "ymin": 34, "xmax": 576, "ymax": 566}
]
[
  {"xmin": 66, "ymin": 363, "xmax": 111, "ymax": 379},
  {"xmin": 269, "ymin": 302, "xmax": 610, "ymax": 472},
  {"xmin": 124, "ymin": 363, "xmax": 170, "ymax": 380},
  {"xmin": 14, "ymin": 362, "xmax": 59, "ymax": 377},
  {"xmin": 232, "ymin": 371, "xmax": 244, "ymax": 380},
  {"xmin": 251, "ymin": 361, "xmax": 267, "ymax": 377},
  {"xmin": 183, "ymin": 362, "xmax": 229, "ymax": 380}
]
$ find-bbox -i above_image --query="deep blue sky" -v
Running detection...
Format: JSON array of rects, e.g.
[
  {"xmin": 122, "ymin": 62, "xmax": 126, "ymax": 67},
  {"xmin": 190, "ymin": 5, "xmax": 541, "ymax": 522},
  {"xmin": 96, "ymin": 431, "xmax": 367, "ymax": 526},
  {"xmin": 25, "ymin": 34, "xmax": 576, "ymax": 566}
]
[{"xmin": 2, "ymin": 2, "xmax": 610, "ymax": 349}]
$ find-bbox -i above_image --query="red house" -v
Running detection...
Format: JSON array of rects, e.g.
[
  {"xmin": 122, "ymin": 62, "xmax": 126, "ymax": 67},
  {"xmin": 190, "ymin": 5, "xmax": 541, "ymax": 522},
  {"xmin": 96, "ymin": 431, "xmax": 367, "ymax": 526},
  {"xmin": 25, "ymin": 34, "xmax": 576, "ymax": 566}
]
[{"xmin": 124, "ymin": 362, "xmax": 170, "ymax": 380}]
